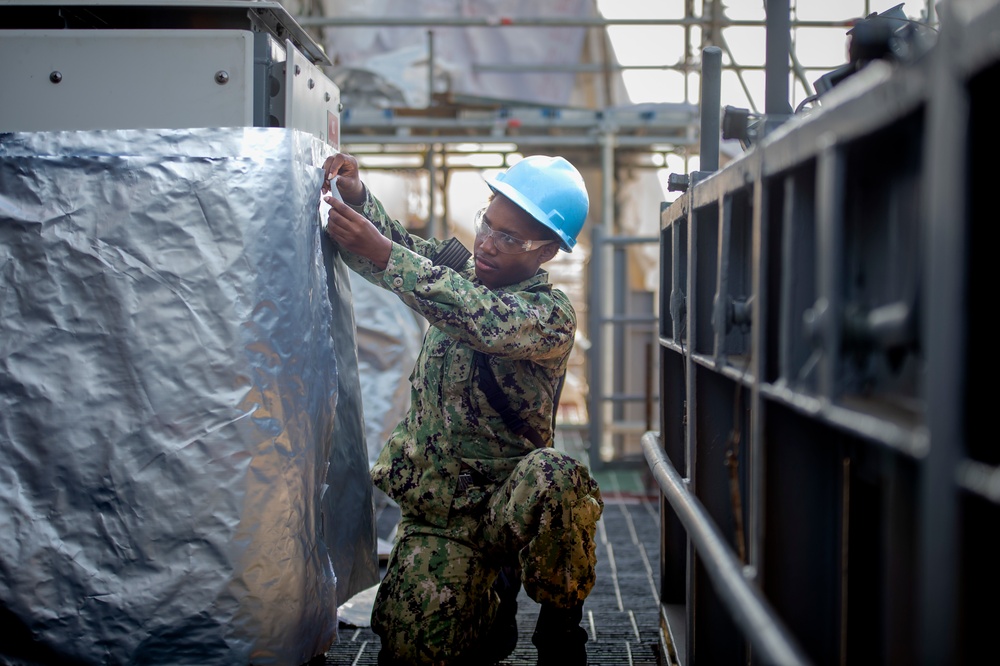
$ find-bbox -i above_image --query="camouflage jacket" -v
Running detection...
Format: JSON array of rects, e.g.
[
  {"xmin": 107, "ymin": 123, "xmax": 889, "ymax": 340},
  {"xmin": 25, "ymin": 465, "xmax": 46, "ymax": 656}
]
[{"xmin": 341, "ymin": 189, "xmax": 577, "ymax": 527}]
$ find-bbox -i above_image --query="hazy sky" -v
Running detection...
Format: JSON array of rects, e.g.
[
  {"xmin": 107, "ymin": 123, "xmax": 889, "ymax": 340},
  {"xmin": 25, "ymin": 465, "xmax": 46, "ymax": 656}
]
[{"xmin": 597, "ymin": 0, "xmax": 937, "ymax": 111}]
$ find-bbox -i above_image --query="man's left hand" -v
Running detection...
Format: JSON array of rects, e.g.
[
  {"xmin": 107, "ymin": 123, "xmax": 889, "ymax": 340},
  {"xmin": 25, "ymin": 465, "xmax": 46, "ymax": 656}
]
[{"xmin": 324, "ymin": 197, "xmax": 392, "ymax": 270}]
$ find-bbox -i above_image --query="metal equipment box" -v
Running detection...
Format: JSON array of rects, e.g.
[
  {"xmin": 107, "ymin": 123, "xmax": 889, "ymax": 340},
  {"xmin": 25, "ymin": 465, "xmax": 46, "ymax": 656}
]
[{"xmin": 0, "ymin": 0, "xmax": 341, "ymax": 146}]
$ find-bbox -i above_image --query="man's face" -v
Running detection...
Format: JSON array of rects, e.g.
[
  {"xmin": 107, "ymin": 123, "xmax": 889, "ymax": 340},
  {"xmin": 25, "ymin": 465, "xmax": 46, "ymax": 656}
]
[{"xmin": 473, "ymin": 195, "xmax": 560, "ymax": 290}]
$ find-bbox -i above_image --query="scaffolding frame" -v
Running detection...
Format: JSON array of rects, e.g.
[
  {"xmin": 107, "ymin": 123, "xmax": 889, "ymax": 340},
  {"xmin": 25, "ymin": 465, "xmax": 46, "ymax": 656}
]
[{"xmin": 289, "ymin": 0, "xmax": 940, "ymax": 467}]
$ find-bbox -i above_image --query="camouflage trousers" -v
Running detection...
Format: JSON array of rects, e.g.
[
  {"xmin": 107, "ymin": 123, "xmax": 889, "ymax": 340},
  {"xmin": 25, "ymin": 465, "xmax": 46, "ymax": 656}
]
[{"xmin": 372, "ymin": 447, "xmax": 604, "ymax": 665}]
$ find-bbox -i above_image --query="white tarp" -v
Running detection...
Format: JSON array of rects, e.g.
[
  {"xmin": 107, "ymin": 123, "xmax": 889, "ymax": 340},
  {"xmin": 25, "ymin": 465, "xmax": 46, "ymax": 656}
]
[{"xmin": 315, "ymin": 0, "xmax": 596, "ymax": 108}]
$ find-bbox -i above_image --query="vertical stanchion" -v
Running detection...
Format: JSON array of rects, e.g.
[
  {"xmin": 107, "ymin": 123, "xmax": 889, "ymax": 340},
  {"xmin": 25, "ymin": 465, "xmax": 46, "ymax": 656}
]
[{"xmin": 700, "ymin": 46, "xmax": 722, "ymax": 174}]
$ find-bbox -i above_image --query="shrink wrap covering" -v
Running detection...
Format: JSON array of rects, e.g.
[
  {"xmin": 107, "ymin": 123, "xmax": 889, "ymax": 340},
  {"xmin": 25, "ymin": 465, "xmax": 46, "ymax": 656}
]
[{"xmin": 0, "ymin": 128, "xmax": 378, "ymax": 665}]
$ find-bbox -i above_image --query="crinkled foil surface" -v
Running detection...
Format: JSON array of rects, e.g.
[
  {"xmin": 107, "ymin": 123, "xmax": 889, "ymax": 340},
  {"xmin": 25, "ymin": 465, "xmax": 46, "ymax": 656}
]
[{"xmin": 0, "ymin": 128, "xmax": 378, "ymax": 665}]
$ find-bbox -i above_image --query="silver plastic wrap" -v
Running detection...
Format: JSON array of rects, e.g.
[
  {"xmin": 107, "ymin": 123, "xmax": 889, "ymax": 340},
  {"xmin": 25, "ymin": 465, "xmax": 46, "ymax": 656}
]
[{"xmin": 0, "ymin": 128, "xmax": 378, "ymax": 665}]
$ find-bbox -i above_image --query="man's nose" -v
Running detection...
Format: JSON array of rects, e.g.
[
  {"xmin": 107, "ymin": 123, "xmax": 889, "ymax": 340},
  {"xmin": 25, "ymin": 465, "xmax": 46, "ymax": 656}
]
[{"xmin": 479, "ymin": 232, "xmax": 499, "ymax": 253}]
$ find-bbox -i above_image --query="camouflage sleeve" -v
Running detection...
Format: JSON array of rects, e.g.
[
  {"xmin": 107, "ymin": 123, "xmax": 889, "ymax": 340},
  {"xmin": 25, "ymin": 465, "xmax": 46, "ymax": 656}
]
[
  {"xmin": 378, "ymin": 245, "xmax": 576, "ymax": 363},
  {"xmin": 337, "ymin": 185, "xmax": 445, "ymax": 277}
]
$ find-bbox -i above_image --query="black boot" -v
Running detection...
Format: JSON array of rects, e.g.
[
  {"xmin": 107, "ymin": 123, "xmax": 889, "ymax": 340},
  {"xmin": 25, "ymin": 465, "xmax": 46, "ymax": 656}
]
[
  {"xmin": 532, "ymin": 603, "xmax": 588, "ymax": 666},
  {"xmin": 376, "ymin": 647, "xmax": 405, "ymax": 665},
  {"xmin": 478, "ymin": 564, "xmax": 521, "ymax": 664}
]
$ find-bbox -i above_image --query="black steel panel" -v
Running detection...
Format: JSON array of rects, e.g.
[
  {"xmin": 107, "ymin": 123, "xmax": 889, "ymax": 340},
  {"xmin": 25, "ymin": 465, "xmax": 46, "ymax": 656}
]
[
  {"xmin": 691, "ymin": 370, "xmax": 751, "ymax": 663},
  {"xmin": 761, "ymin": 402, "xmax": 842, "ymax": 666},
  {"xmin": 966, "ymin": 60, "xmax": 993, "ymax": 466},
  {"xmin": 660, "ymin": 210, "xmax": 675, "ymax": 341},
  {"xmin": 693, "ymin": 203, "xmax": 720, "ymax": 355}
]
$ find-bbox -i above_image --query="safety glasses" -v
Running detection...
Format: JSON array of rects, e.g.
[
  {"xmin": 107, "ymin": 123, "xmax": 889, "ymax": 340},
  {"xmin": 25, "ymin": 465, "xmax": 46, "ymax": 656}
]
[{"xmin": 474, "ymin": 208, "xmax": 556, "ymax": 254}]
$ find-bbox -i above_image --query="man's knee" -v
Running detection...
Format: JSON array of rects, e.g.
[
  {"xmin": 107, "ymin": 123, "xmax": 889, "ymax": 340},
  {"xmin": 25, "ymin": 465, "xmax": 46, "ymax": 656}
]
[{"xmin": 511, "ymin": 448, "xmax": 601, "ymax": 502}]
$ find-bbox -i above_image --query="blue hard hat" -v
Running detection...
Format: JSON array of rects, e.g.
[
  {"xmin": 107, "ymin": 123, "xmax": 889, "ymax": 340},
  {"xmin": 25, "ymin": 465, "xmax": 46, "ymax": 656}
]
[{"xmin": 485, "ymin": 155, "xmax": 589, "ymax": 252}]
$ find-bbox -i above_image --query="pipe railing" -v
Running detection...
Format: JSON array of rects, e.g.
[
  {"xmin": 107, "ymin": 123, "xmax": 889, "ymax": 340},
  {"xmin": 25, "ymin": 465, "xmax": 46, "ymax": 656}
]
[{"xmin": 641, "ymin": 431, "xmax": 813, "ymax": 666}]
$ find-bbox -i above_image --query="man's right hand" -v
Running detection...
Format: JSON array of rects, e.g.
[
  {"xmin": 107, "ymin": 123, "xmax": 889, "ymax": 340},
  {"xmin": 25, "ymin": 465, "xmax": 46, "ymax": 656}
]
[{"xmin": 321, "ymin": 152, "xmax": 365, "ymax": 206}]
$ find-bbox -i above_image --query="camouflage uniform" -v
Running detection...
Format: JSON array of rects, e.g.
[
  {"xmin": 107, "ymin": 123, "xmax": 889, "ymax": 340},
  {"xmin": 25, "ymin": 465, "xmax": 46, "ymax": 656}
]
[{"xmin": 340, "ymin": 191, "xmax": 604, "ymax": 664}]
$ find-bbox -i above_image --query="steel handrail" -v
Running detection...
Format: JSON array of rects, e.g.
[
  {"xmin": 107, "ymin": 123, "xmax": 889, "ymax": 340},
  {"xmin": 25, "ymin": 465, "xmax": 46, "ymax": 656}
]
[{"xmin": 641, "ymin": 430, "xmax": 813, "ymax": 666}]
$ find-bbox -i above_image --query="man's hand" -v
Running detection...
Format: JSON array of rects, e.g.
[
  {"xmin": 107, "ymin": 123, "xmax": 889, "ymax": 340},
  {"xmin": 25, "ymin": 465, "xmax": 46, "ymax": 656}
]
[
  {"xmin": 321, "ymin": 153, "xmax": 365, "ymax": 205},
  {"xmin": 324, "ymin": 197, "xmax": 392, "ymax": 270}
]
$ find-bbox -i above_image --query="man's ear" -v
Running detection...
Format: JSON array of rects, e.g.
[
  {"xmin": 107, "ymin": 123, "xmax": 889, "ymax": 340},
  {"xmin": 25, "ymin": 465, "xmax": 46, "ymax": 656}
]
[{"xmin": 539, "ymin": 242, "xmax": 560, "ymax": 263}]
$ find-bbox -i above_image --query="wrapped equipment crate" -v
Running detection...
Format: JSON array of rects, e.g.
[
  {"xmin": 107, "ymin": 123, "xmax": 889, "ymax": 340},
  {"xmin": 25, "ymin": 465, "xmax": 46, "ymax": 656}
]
[{"xmin": 0, "ymin": 127, "xmax": 378, "ymax": 665}]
